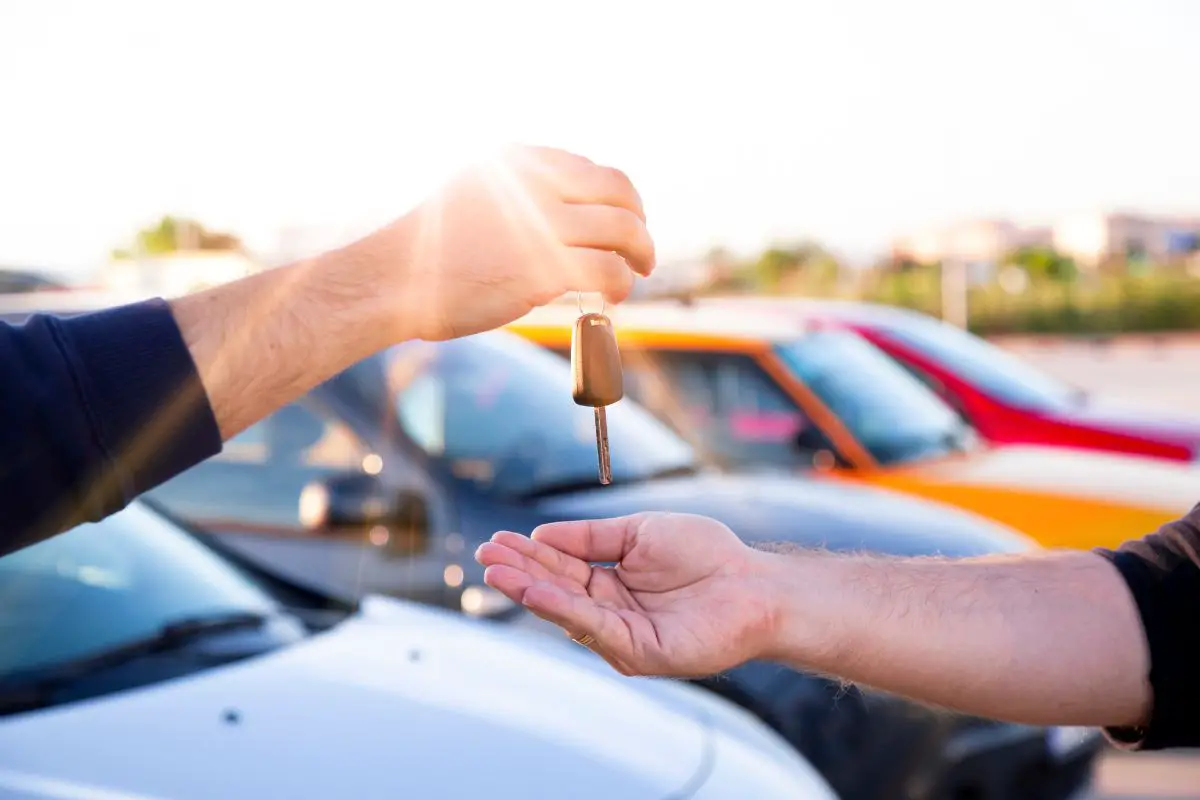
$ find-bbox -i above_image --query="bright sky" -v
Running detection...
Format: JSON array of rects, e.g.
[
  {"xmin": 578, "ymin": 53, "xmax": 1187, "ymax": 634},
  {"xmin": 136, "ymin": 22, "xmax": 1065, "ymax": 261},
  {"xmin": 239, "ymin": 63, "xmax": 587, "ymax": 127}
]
[{"xmin": 2, "ymin": 0, "xmax": 1198, "ymax": 277}]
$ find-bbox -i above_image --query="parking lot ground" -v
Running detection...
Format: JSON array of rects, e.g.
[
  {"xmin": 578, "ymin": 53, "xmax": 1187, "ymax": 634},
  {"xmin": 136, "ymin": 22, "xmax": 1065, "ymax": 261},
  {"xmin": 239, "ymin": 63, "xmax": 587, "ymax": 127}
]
[
  {"xmin": 999, "ymin": 337, "xmax": 1200, "ymax": 416},
  {"xmin": 999, "ymin": 338, "xmax": 1200, "ymax": 800}
]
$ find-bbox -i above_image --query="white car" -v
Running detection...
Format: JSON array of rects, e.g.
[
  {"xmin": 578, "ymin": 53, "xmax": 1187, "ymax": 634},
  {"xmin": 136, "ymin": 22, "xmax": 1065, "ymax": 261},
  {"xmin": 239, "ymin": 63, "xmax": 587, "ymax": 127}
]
[{"xmin": 0, "ymin": 503, "xmax": 836, "ymax": 799}]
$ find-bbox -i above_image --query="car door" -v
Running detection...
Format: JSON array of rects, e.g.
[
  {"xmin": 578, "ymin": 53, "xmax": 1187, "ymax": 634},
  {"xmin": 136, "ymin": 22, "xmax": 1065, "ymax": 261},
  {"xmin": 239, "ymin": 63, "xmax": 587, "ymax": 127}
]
[{"xmin": 143, "ymin": 398, "xmax": 451, "ymax": 606}]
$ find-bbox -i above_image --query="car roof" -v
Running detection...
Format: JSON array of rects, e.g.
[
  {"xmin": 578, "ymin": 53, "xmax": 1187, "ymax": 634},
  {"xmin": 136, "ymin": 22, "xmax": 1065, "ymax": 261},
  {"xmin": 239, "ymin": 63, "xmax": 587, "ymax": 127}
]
[
  {"xmin": 510, "ymin": 300, "xmax": 817, "ymax": 345},
  {"xmin": 698, "ymin": 295, "xmax": 929, "ymax": 329}
]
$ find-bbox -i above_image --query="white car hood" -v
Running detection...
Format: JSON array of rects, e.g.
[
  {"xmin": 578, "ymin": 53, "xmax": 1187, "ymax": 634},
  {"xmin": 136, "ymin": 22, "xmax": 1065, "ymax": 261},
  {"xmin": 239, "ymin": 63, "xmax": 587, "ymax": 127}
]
[{"xmin": 0, "ymin": 597, "xmax": 709, "ymax": 800}]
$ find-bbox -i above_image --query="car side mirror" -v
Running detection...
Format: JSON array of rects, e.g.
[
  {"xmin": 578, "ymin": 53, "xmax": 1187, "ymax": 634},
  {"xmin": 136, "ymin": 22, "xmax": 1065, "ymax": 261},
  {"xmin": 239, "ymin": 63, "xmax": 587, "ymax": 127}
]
[{"xmin": 298, "ymin": 472, "xmax": 430, "ymax": 556}]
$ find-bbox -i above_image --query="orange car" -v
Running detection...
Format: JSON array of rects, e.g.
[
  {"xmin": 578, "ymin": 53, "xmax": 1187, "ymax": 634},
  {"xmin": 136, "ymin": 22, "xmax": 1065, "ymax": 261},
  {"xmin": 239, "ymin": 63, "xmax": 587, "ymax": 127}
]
[{"xmin": 508, "ymin": 301, "xmax": 1198, "ymax": 551}]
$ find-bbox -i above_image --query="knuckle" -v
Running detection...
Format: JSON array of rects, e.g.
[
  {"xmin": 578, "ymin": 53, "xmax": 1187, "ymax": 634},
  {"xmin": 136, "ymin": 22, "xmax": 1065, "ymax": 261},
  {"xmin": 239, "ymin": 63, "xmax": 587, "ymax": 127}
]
[{"xmin": 600, "ymin": 165, "xmax": 635, "ymax": 196}]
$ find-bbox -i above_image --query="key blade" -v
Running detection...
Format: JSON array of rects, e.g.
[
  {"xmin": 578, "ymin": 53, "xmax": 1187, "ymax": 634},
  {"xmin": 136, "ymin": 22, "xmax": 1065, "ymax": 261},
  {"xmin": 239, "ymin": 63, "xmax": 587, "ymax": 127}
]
[{"xmin": 594, "ymin": 406, "xmax": 612, "ymax": 485}]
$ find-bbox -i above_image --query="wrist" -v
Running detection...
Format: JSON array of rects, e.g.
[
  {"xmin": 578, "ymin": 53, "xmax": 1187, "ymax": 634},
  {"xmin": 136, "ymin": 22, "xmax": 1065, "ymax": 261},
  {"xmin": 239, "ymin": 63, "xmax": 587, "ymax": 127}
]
[
  {"xmin": 310, "ymin": 224, "xmax": 423, "ymax": 348},
  {"xmin": 746, "ymin": 546, "xmax": 842, "ymax": 669}
]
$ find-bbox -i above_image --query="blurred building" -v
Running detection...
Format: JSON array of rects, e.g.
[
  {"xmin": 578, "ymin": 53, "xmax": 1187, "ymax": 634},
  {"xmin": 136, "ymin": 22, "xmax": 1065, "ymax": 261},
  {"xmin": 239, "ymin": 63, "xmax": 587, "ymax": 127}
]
[
  {"xmin": 1052, "ymin": 212, "xmax": 1200, "ymax": 267},
  {"xmin": 100, "ymin": 251, "xmax": 261, "ymax": 296},
  {"xmin": 891, "ymin": 219, "xmax": 1046, "ymax": 265},
  {"xmin": 629, "ymin": 257, "xmax": 719, "ymax": 299},
  {"xmin": 893, "ymin": 212, "xmax": 1200, "ymax": 270}
]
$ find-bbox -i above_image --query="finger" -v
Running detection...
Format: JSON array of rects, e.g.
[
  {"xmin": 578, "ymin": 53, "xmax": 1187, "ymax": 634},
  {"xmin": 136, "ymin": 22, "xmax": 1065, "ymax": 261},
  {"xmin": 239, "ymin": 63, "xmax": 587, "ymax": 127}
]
[
  {"xmin": 504, "ymin": 145, "xmax": 646, "ymax": 222},
  {"xmin": 530, "ymin": 516, "xmax": 641, "ymax": 564},
  {"xmin": 551, "ymin": 205, "xmax": 656, "ymax": 278},
  {"xmin": 560, "ymin": 248, "xmax": 634, "ymax": 304},
  {"xmin": 562, "ymin": 165, "xmax": 646, "ymax": 222},
  {"xmin": 475, "ymin": 540, "xmax": 588, "ymax": 597},
  {"xmin": 489, "ymin": 531, "xmax": 593, "ymax": 587},
  {"xmin": 520, "ymin": 580, "xmax": 636, "ymax": 661},
  {"xmin": 482, "ymin": 563, "xmax": 536, "ymax": 604}
]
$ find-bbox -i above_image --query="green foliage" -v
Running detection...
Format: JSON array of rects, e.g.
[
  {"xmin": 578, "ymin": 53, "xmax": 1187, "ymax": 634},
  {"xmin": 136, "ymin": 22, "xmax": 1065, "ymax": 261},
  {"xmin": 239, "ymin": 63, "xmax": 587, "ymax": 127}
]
[
  {"xmin": 754, "ymin": 247, "xmax": 798, "ymax": 290},
  {"xmin": 701, "ymin": 238, "xmax": 1200, "ymax": 336},
  {"xmin": 707, "ymin": 240, "xmax": 840, "ymax": 294},
  {"xmin": 1003, "ymin": 245, "xmax": 1076, "ymax": 280},
  {"xmin": 114, "ymin": 215, "xmax": 245, "ymax": 258},
  {"xmin": 874, "ymin": 269, "xmax": 1200, "ymax": 337}
]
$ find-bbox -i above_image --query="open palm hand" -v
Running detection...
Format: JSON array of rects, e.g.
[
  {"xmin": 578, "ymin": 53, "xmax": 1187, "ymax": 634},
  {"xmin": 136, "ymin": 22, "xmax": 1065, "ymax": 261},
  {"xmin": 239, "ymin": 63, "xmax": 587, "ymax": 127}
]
[{"xmin": 476, "ymin": 512, "xmax": 777, "ymax": 677}]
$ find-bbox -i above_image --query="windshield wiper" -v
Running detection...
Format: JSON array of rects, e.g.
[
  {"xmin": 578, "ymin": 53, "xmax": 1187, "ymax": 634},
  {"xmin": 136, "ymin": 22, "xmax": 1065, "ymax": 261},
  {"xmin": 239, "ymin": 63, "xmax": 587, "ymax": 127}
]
[{"xmin": 0, "ymin": 610, "xmax": 273, "ymax": 714}]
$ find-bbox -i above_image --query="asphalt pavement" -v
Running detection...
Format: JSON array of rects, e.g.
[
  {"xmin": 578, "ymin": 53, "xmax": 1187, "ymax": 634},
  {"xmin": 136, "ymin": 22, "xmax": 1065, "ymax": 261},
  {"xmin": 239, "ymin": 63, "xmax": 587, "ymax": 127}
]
[
  {"xmin": 1003, "ymin": 339, "xmax": 1200, "ymax": 800},
  {"xmin": 1004, "ymin": 337, "xmax": 1200, "ymax": 416}
]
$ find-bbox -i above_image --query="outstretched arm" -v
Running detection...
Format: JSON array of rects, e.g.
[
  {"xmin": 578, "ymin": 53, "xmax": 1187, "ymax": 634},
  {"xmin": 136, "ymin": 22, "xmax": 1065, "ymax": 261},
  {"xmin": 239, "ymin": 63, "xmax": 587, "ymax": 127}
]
[
  {"xmin": 1, "ymin": 146, "xmax": 652, "ymax": 556},
  {"xmin": 478, "ymin": 509, "xmax": 1200, "ymax": 748},
  {"xmin": 759, "ymin": 546, "xmax": 1150, "ymax": 728}
]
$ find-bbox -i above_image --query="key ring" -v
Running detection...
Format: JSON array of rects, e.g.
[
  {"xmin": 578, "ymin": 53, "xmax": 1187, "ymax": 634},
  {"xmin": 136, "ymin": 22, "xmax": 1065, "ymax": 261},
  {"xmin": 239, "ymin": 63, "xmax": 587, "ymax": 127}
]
[{"xmin": 577, "ymin": 291, "xmax": 606, "ymax": 316}]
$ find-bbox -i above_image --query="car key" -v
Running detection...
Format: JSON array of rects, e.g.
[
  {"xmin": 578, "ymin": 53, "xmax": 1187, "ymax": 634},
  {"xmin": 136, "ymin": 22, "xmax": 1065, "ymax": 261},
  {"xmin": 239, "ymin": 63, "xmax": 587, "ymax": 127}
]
[{"xmin": 571, "ymin": 307, "xmax": 623, "ymax": 484}]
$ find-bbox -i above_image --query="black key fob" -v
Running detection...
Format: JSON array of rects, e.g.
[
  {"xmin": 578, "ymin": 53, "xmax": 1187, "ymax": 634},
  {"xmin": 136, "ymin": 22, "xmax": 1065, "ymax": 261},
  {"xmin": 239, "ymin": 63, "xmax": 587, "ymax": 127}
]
[{"xmin": 571, "ymin": 313, "xmax": 624, "ymax": 407}]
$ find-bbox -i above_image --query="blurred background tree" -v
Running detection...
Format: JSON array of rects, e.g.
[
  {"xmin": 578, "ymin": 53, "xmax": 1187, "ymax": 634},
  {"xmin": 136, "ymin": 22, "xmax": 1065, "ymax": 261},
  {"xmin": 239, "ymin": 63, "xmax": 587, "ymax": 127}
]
[
  {"xmin": 705, "ymin": 239, "xmax": 841, "ymax": 294},
  {"xmin": 111, "ymin": 216, "xmax": 245, "ymax": 260},
  {"xmin": 1003, "ymin": 245, "xmax": 1077, "ymax": 281},
  {"xmin": 688, "ymin": 237, "xmax": 1200, "ymax": 337}
]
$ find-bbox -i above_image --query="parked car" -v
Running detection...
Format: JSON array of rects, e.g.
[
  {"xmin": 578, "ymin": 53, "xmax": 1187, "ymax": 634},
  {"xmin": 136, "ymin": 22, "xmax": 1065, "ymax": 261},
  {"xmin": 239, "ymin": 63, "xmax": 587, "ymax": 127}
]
[
  {"xmin": 508, "ymin": 301, "xmax": 1199, "ymax": 551},
  {"xmin": 0, "ymin": 268, "xmax": 66, "ymax": 294},
  {"xmin": 708, "ymin": 296, "xmax": 1200, "ymax": 463},
  {"xmin": 1, "ymin": 297, "xmax": 1102, "ymax": 800},
  {"xmin": 0, "ymin": 500, "xmax": 837, "ymax": 799}
]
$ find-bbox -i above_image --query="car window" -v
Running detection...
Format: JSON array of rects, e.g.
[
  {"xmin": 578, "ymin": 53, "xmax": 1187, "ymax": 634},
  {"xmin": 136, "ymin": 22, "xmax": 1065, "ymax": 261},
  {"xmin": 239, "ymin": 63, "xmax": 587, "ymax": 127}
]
[
  {"xmin": 891, "ymin": 358, "xmax": 970, "ymax": 421},
  {"xmin": 621, "ymin": 349, "xmax": 833, "ymax": 468},
  {"xmin": 775, "ymin": 331, "xmax": 972, "ymax": 465},
  {"xmin": 0, "ymin": 503, "xmax": 278, "ymax": 677},
  {"xmin": 145, "ymin": 402, "xmax": 376, "ymax": 529},
  {"xmin": 874, "ymin": 312, "xmax": 1080, "ymax": 412},
  {"xmin": 386, "ymin": 331, "xmax": 698, "ymax": 497}
]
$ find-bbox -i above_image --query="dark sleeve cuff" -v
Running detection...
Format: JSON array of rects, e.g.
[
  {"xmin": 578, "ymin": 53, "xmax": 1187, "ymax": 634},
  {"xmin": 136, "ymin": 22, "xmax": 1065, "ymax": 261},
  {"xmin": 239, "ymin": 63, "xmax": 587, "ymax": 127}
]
[
  {"xmin": 52, "ymin": 297, "xmax": 223, "ymax": 513},
  {"xmin": 1094, "ymin": 515, "xmax": 1200, "ymax": 751}
]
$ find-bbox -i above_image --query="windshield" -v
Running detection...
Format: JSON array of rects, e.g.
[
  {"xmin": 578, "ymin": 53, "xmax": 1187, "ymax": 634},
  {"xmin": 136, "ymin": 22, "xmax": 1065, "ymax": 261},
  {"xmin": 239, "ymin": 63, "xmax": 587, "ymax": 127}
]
[
  {"xmin": 775, "ymin": 330, "xmax": 973, "ymax": 465},
  {"xmin": 0, "ymin": 503, "xmax": 281, "ymax": 679},
  {"xmin": 873, "ymin": 313, "xmax": 1081, "ymax": 412},
  {"xmin": 384, "ymin": 331, "xmax": 698, "ymax": 497}
]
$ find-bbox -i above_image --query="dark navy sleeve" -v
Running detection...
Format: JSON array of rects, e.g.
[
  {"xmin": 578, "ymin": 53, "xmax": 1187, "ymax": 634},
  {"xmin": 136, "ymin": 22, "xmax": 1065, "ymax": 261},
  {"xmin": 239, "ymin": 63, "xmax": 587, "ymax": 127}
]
[
  {"xmin": 1094, "ymin": 505, "xmax": 1200, "ymax": 750},
  {"xmin": 0, "ymin": 298, "xmax": 222, "ymax": 556}
]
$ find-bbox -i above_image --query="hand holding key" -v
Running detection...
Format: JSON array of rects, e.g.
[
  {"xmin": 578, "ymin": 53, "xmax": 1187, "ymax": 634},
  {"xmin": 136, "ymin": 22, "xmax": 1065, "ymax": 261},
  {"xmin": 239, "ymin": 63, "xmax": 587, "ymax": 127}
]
[
  {"xmin": 571, "ymin": 300, "xmax": 623, "ymax": 484},
  {"xmin": 358, "ymin": 145, "xmax": 655, "ymax": 344}
]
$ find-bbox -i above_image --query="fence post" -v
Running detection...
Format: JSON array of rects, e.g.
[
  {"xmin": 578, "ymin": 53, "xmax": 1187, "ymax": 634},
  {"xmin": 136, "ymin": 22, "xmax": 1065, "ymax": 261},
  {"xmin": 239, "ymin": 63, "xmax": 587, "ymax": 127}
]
[{"xmin": 941, "ymin": 259, "xmax": 969, "ymax": 328}]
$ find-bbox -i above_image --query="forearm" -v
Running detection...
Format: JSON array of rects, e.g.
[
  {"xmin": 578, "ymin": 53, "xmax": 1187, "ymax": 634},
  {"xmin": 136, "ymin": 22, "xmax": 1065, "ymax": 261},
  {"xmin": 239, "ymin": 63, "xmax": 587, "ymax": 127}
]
[
  {"xmin": 171, "ymin": 236, "xmax": 408, "ymax": 439},
  {"xmin": 756, "ymin": 547, "xmax": 1152, "ymax": 728},
  {"xmin": 0, "ymin": 235, "xmax": 406, "ymax": 556}
]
